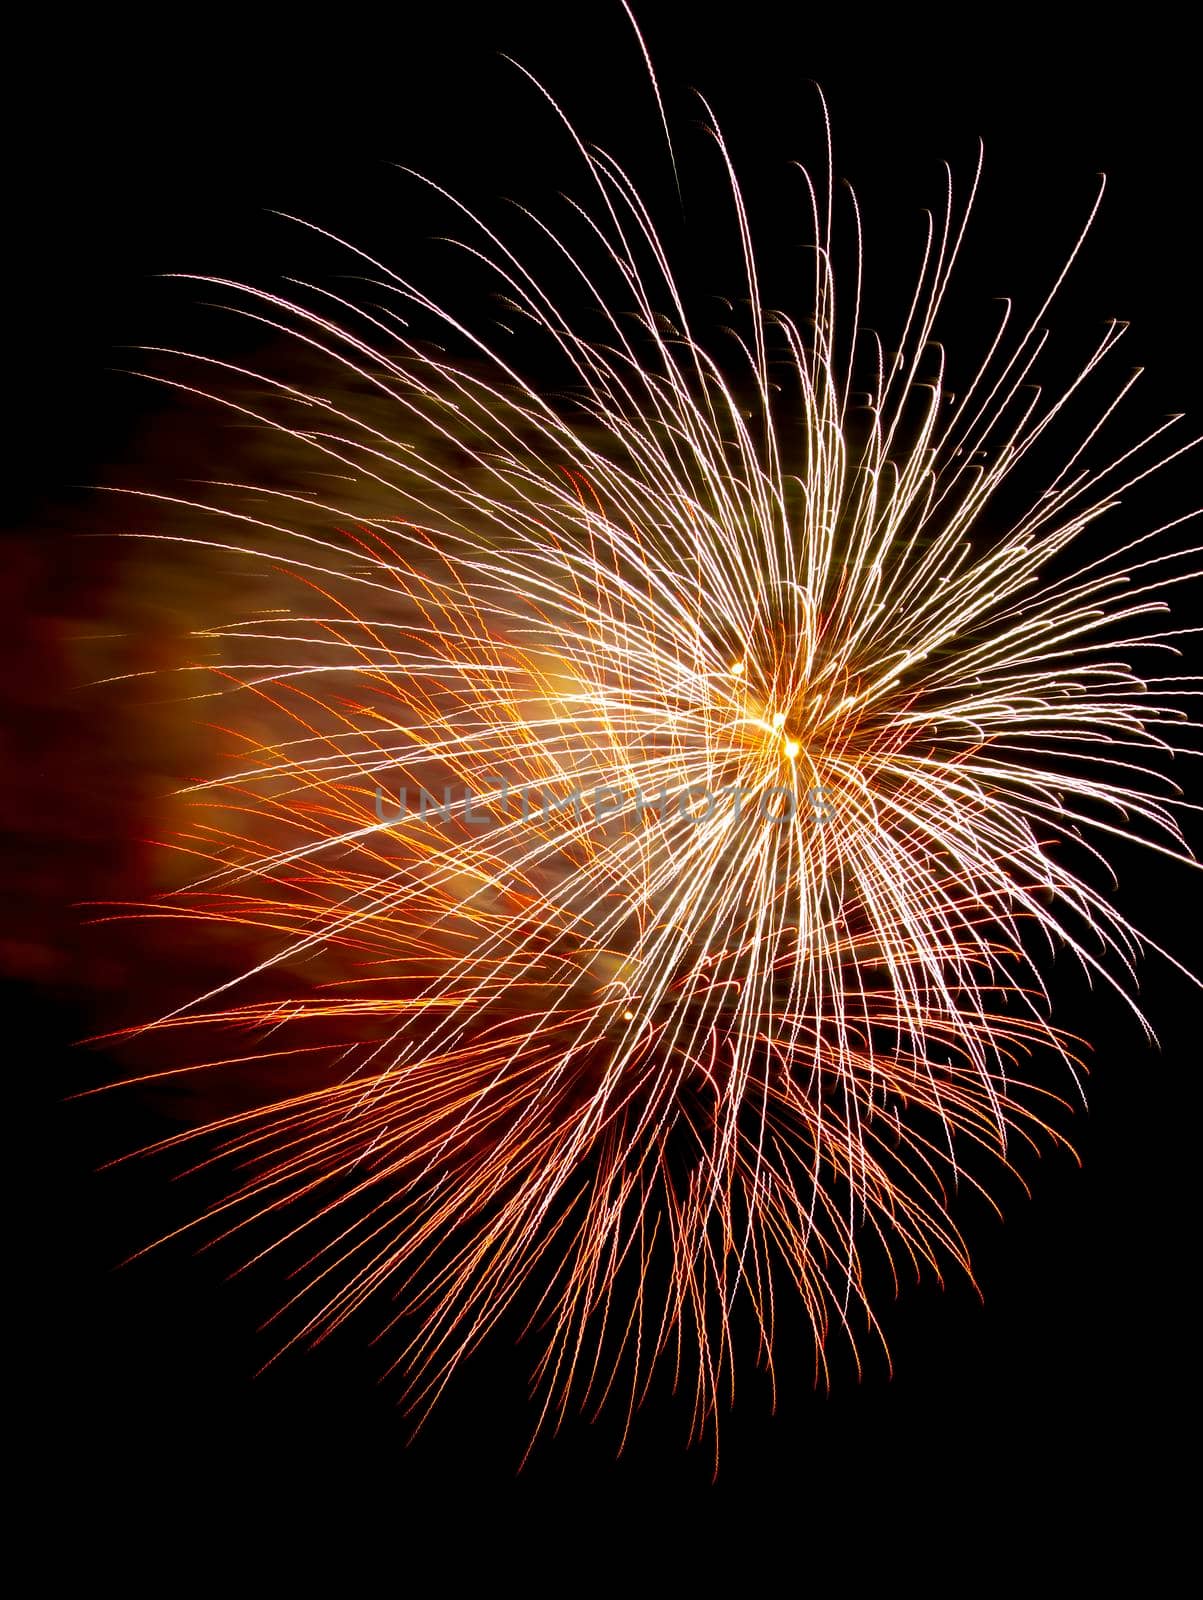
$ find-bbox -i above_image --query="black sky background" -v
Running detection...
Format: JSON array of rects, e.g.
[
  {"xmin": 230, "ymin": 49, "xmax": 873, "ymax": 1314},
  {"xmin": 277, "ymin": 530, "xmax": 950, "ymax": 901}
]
[{"xmin": 12, "ymin": 4, "xmax": 1199, "ymax": 1565}]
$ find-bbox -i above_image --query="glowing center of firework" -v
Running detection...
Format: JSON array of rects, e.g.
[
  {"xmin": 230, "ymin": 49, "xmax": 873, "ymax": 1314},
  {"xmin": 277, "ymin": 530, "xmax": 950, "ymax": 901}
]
[
  {"xmin": 766, "ymin": 709, "xmax": 801, "ymax": 761},
  {"xmin": 728, "ymin": 667, "xmax": 801, "ymax": 761}
]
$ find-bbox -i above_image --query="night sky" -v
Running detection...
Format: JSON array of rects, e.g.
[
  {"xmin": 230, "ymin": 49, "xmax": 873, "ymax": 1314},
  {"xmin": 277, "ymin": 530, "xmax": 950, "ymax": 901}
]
[{"xmin": 14, "ymin": 5, "xmax": 1199, "ymax": 1565}]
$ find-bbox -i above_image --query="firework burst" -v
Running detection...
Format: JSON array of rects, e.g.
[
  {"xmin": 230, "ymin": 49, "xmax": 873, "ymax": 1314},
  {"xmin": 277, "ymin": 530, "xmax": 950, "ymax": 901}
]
[{"xmin": 95, "ymin": 36, "xmax": 1199, "ymax": 1462}]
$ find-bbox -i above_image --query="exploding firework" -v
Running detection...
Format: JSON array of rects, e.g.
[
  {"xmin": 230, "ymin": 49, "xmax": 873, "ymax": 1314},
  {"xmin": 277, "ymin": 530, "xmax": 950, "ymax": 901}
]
[{"xmin": 92, "ymin": 28, "xmax": 1199, "ymax": 1462}]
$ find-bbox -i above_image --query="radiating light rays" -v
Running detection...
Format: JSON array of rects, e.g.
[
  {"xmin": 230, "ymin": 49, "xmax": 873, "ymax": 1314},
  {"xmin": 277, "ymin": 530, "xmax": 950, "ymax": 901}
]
[{"xmin": 94, "ymin": 47, "xmax": 1201, "ymax": 1461}]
